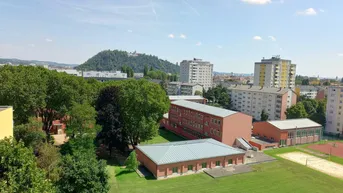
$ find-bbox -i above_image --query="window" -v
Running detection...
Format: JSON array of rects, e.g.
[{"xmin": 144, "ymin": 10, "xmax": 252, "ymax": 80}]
[
  {"xmin": 215, "ymin": 161, "xmax": 221, "ymax": 166},
  {"xmin": 202, "ymin": 162, "xmax": 207, "ymax": 168},
  {"xmin": 188, "ymin": 165, "xmax": 193, "ymax": 171},
  {"xmin": 297, "ymin": 131, "xmax": 301, "ymax": 137},
  {"xmin": 228, "ymin": 159, "xmax": 233, "ymax": 165},
  {"xmin": 172, "ymin": 167, "xmax": 178, "ymax": 173}
]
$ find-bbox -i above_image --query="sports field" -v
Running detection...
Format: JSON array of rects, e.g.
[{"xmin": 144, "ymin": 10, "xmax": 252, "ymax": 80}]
[
  {"xmin": 278, "ymin": 152, "xmax": 343, "ymax": 179},
  {"xmin": 308, "ymin": 142, "xmax": 343, "ymax": 158},
  {"xmin": 107, "ymin": 130, "xmax": 343, "ymax": 193}
]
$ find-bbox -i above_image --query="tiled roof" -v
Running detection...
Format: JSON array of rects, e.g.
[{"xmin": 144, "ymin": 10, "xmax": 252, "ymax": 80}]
[
  {"xmin": 137, "ymin": 139, "xmax": 245, "ymax": 165},
  {"xmin": 171, "ymin": 100, "xmax": 237, "ymax": 118},
  {"xmin": 268, "ymin": 118, "xmax": 322, "ymax": 130},
  {"xmin": 227, "ymin": 85, "xmax": 290, "ymax": 95}
]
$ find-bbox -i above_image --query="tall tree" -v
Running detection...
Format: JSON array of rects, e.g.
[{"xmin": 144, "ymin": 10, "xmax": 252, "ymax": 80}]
[
  {"xmin": 285, "ymin": 103, "xmax": 309, "ymax": 119},
  {"xmin": 58, "ymin": 149, "xmax": 109, "ymax": 193},
  {"xmin": 67, "ymin": 103, "xmax": 98, "ymax": 138},
  {"xmin": 0, "ymin": 138, "xmax": 55, "ymax": 192},
  {"xmin": 194, "ymin": 90, "xmax": 202, "ymax": 96},
  {"xmin": 144, "ymin": 64, "xmax": 149, "ymax": 76},
  {"xmin": 125, "ymin": 151, "xmax": 139, "ymax": 171},
  {"xmin": 119, "ymin": 79, "xmax": 170, "ymax": 146},
  {"xmin": 261, "ymin": 110, "xmax": 269, "ymax": 121},
  {"xmin": 14, "ymin": 118, "xmax": 46, "ymax": 149},
  {"xmin": 36, "ymin": 143, "xmax": 61, "ymax": 183},
  {"xmin": 96, "ymin": 86, "xmax": 127, "ymax": 151}
]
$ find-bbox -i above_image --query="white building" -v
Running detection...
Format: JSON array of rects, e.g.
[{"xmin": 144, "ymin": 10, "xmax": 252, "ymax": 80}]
[
  {"xmin": 134, "ymin": 73, "xmax": 144, "ymax": 78},
  {"xmin": 295, "ymin": 85, "xmax": 320, "ymax": 99},
  {"xmin": 253, "ymin": 56, "xmax": 296, "ymax": 89},
  {"xmin": 55, "ymin": 69, "xmax": 82, "ymax": 76},
  {"xmin": 82, "ymin": 71, "xmax": 127, "ymax": 78},
  {"xmin": 227, "ymin": 85, "xmax": 297, "ymax": 121},
  {"xmin": 180, "ymin": 58, "xmax": 213, "ymax": 91},
  {"xmin": 167, "ymin": 82, "xmax": 203, "ymax": 96},
  {"xmin": 326, "ymin": 86, "xmax": 343, "ymax": 135}
]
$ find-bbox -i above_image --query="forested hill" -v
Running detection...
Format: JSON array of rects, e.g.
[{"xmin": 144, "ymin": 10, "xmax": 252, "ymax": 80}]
[{"xmin": 76, "ymin": 50, "xmax": 180, "ymax": 74}]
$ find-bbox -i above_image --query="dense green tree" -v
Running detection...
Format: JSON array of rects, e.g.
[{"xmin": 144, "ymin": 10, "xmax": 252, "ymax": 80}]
[
  {"xmin": 285, "ymin": 102, "xmax": 308, "ymax": 119},
  {"xmin": 261, "ymin": 110, "xmax": 269, "ymax": 121},
  {"xmin": 301, "ymin": 79, "xmax": 310, "ymax": 85},
  {"xmin": 60, "ymin": 135, "xmax": 96, "ymax": 156},
  {"xmin": 119, "ymin": 79, "xmax": 170, "ymax": 146},
  {"xmin": 0, "ymin": 138, "xmax": 55, "ymax": 193},
  {"xmin": 203, "ymin": 85, "xmax": 231, "ymax": 109},
  {"xmin": 150, "ymin": 66, "xmax": 153, "ymax": 71},
  {"xmin": 58, "ymin": 150, "xmax": 109, "ymax": 193},
  {"xmin": 302, "ymin": 100, "xmax": 318, "ymax": 116},
  {"xmin": 125, "ymin": 151, "xmax": 139, "ymax": 171},
  {"xmin": 14, "ymin": 118, "xmax": 46, "ymax": 149},
  {"xmin": 76, "ymin": 50, "xmax": 179, "ymax": 74},
  {"xmin": 95, "ymin": 86, "xmax": 127, "ymax": 152},
  {"xmin": 144, "ymin": 64, "xmax": 149, "ymax": 76},
  {"xmin": 36, "ymin": 143, "xmax": 61, "ymax": 183},
  {"xmin": 67, "ymin": 103, "xmax": 98, "ymax": 138}
]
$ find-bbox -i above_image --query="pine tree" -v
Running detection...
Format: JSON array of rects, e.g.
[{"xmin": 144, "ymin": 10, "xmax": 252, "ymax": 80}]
[{"xmin": 125, "ymin": 151, "xmax": 139, "ymax": 171}]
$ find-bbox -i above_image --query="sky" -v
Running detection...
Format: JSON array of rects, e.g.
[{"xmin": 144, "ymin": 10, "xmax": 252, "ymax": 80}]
[{"xmin": 0, "ymin": 0, "xmax": 343, "ymax": 77}]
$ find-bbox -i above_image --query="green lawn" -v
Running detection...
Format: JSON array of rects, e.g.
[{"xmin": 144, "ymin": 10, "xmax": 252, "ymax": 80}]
[
  {"xmin": 140, "ymin": 129, "xmax": 185, "ymax": 145},
  {"xmin": 109, "ymin": 160, "xmax": 343, "ymax": 193},
  {"xmin": 107, "ymin": 132, "xmax": 343, "ymax": 193}
]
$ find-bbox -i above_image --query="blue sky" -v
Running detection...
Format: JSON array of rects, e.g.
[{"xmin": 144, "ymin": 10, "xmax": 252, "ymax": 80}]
[{"xmin": 0, "ymin": 0, "xmax": 342, "ymax": 77}]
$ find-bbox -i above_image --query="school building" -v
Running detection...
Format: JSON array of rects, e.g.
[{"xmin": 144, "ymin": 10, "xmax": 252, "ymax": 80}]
[
  {"xmin": 161, "ymin": 100, "xmax": 253, "ymax": 149},
  {"xmin": 251, "ymin": 118, "xmax": 322, "ymax": 150},
  {"xmin": 136, "ymin": 138, "xmax": 245, "ymax": 179}
]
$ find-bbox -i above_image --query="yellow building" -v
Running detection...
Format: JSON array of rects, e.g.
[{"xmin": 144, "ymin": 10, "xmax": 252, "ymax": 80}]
[{"xmin": 0, "ymin": 106, "xmax": 13, "ymax": 139}]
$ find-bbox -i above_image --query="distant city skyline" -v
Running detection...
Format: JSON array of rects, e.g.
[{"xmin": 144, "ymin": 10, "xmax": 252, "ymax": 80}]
[{"xmin": 1, "ymin": 0, "xmax": 343, "ymax": 77}]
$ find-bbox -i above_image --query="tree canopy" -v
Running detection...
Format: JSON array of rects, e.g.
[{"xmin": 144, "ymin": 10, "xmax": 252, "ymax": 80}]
[
  {"xmin": 261, "ymin": 110, "xmax": 269, "ymax": 121},
  {"xmin": 0, "ymin": 138, "xmax": 55, "ymax": 193},
  {"xmin": 125, "ymin": 151, "xmax": 139, "ymax": 171},
  {"xmin": 203, "ymin": 85, "xmax": 231, "ymax": 109},
  {"xmin": 76, "ymin": 50, "xmax": 179, "ymax": 74}
]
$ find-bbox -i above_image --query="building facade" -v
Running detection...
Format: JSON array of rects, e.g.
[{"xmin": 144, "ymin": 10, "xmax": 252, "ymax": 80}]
[
  {"xmin": 251, "ymin": 119, "xmax": 322, "ymax": 150},
  {"xmin": 253, "ymin": 56, "xmax": 296, "ymax": 89},
  {"xmin": 161, "ymin": 100, "xmax": 252, "ymax": 147},
  {"xmin": 168, "ymin": 96, "xmax": 207, "ymax": 104},
  {"xmin": 326, "ymin": 86, "xmax": 343, "ymax": 135},
  {"xmin": 295, "ymin": 85, "xmax": 325, "ymax": 100},
  {"xmin": 167, "ymin": 82, "xmax": 203, "ymax": 96},
  {"xmin": 227, "ymin": 85, "xmax": 297, "ymax": 121},
  {"xmin": 0, "ymin": 106, "xmax": 13, "ymax": 140},
  {"xmin": 180, "ymin": 58, "xmax": 213, "ymax": 91},
  {"xmin": 136, "ymin": 139, "xmax": 245, "ymax": 179}
]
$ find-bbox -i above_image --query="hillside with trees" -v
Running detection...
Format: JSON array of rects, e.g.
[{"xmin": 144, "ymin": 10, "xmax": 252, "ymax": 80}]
[{"xmin": 76, "ymin": 50, "xmax": 180, "ymax": 74}]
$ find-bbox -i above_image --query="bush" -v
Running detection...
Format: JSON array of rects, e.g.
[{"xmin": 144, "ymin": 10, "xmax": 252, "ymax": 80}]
[{"xmin": 125, "ymin": 151, "xmax": 139, "ymax": 171}]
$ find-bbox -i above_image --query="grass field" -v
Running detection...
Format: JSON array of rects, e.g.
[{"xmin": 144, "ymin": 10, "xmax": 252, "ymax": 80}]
[
  {"xmin": 140, "ymin": 129, "xmax": 185, "ymax": 145},
  {"xmin": 108, "ymin": 131, "xmax": 343, "ymax": 193}
]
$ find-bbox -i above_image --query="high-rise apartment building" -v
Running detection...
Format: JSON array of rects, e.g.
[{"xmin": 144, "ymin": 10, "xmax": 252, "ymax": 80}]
[
  {"xmin": 227, "ymin": 85, "xmax": 297, "ymax": 121},
  {"xmin": 326, "ymin": 86, "xmax": 343, "ymax": 135},
  {"xmin": 180, "ymin": 58, "xmax": 213, "ymax": 91},
  {"xmin": 167, "ymin": 82, "xmax": 203, "ymax": 96},
  {"xmin": 253, "ymin": 56, "xmax": 296, "ymax": 89}
]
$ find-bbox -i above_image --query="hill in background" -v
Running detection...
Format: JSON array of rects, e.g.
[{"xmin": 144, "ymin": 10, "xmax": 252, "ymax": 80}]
[
  {"xmin": 76, "ymin": 50, "xmax": 180, "ymax": 74},
  {"xmin": 0, "ymin": 58, "xmax": 77, "ymax": 67}
]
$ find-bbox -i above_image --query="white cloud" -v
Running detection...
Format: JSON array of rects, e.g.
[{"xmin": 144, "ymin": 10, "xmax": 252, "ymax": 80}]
[
  {"xmin": 297, "ymin": 8, "xmax": 317, "ymax": 16},
  {"xmin": 168, "ymin": 34, "xmax": 175, "ymax": 38},
  {"xmin": 196, "ymin": 42, "xmax": 202, "ymax": 46},
  {"xmin": 180, "ymin": 34, "xmax": 186, "ymax": 39},
  {"xmin": 253, "ymin": 36, "xmax": 262, "ymax": 40},
  {"xmin": 28, "ymin": 44, "xmax": 35, "ymax": 47},
  {"xmin": 241, "ymin": 0, "xmax": 272, "ymax": 5},
  {"xmin": 127, "ymin": 29, "xmax": 133, "ymax": 33},
  {"xmin": 338, "ymin": 53, "xmax": 343, "ymax": 57},
  {"xmin": 217, "ymin": 45, "xmax": 223, "ymax": 49},
  {"xmin": 268, "ymin": 36, "xmax": 276, "ymax": 41},
  {"xmin": 45, "ymin": 38, "xmax": 53, "ymax": 42}
]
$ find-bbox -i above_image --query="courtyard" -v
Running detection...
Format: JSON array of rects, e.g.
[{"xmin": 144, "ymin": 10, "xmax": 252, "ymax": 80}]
[{"xmin": 108, "ymin": 130, "xmax": 343, "ymax": 193}]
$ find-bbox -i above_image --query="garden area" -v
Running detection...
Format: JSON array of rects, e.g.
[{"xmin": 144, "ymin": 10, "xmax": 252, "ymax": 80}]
[{"xmin": 107, "ymin": 131, "xmax": 343, "ymax": 193}]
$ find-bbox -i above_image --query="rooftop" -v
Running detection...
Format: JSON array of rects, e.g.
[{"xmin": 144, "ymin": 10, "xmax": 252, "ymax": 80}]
[
  {"xmin": 268, "ymin": 118, "xmax": 322, "ymax": 130},
  {"xmin": 137, "ymin": 138, "xmax": 245, "ymax": 165},
  {"xmin": 168, "ymin": 82, "xmax": 201, "ymax": 86},
  {"xmin": 227, "ymin": 85, "xmax": 290, "ymax": 95},
  {"xmin": 171, "ymin": 100, "xmax": 237, "ymax": 118},
  {"xmin": 0, "ymin": 106, "xmax": 12, "ymax": 112},
  {"xmin": 169, "ymin": 95, "xmax": 205, "ymax": 101}
]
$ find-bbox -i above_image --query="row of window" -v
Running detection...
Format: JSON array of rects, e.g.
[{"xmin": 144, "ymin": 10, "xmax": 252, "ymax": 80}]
[
  {"xmin": 211, "ymin": 118, "xmax": 221, "ymax": 125},
  {"xmin": 182, "ymin": 127, "xmax": 204, "ymax": 139},
  {"xmin": 171, "ymin": 160, "xmax": 233, "ymax": 174},
  {"xmin": 182, "ymin": 118, "xmax": 204, "ymax": 130}
]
